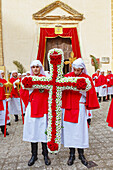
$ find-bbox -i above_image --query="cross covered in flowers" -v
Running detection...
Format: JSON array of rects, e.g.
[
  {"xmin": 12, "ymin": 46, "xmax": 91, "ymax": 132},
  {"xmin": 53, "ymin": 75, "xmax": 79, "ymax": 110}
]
[{"xmin": 22, "ymin": 48, "xmax": 91, "ymax": 153}]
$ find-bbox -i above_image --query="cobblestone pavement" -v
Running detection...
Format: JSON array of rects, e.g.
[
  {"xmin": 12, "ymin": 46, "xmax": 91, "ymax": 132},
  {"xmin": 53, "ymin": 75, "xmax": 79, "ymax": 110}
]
[{"xmin": 0, "ymin": 100, "xmax": 113, "ymax": 170}]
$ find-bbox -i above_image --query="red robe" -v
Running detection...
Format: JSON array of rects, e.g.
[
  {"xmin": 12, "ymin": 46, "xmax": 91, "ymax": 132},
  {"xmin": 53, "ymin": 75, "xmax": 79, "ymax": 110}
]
[
  {"xmin": 20, "ymin": 74, "xmax": 49, "ymax": 118},
  {"xmin": 62, "ymin": 72, "xmax": 100, "ymax": 123},
  {"xmin": 98, "ymin": 75, "xmax": 107, "ymax": 86},
  {"xmin": 106, "ymin": 74, "xmax": 112, "ymax": 87},
  {"xmin": 92, "ymin": 73, "xmax": 100, "ymax": 87},
  {"xmin": 110, "ymin": 74, "xmax": 113, "ymax": 86},
  {"xmin": 0, "ymin": 79, "xmax": 7, "ymax": 111},
  {"xmin": 92, "ymin": 73, "xmax": 97, "ymax": 80},
  {"xmin": 106, "ymin": 98, "xmax": 113, "ymax": 127},
  {"xmin": 9, "ymin": 77, "xmax": 20, "ymax": 98}
]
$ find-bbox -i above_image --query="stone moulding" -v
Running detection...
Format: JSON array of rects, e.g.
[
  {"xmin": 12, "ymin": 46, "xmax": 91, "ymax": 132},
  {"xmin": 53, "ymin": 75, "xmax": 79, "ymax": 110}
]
[
  {"xmin": 32, "ymin": 0, "xmax": 84, "ymax": 21},
  {"xmin": 33, "ymin": 15, "xmax": 83, "ymax": 21}
]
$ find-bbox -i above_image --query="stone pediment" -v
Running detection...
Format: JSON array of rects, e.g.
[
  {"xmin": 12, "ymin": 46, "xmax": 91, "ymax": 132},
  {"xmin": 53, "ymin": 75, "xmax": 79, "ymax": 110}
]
[{"xmin": 32, "ymin": 1, "xmax": 84, "ymax": 21}]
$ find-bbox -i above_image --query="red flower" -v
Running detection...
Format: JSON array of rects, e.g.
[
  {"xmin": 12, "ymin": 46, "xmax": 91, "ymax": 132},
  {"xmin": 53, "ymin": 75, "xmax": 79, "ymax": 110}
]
[
  {"xmin": 64, "ymin": 82, "xmax": 67, "ymax": 86},
  {"xmin": 52, "ymin": 134, "xmax": 56, "ymax": 138},
  {"xmin": 72, "ymin": 82, "xmax": 77, "ymax": 87},
  {"xmin": 52, "ymin": 127, "xmax": 56, "ymax": 130},
  {"xmin": 67, "ymin": 82, "xmax": 72, "ymax": 86},
  {"xmin": 22, "ymin": 77, "xmax": 33, "ymax": 88},
  {"xmin": 76, "ymin": 78, "xmax": 87, "ymax": 90},
  {"xmin": 47, "ymin": 141, "xmax": 58, "ymax": 151},
  {"xmin": 51, "ymin": 119, "xmax": 56, "ymax": 124},
  {"xmin": 53, "ymin": 51, "xmax": 58, "ymax": 55},
  {"xmin": 50, "ymin": 54, "xmax": 61, "ymax": 65},
  {"xmin": 52, "ymin": 112, "xmax": 56, "ymax": 117}
]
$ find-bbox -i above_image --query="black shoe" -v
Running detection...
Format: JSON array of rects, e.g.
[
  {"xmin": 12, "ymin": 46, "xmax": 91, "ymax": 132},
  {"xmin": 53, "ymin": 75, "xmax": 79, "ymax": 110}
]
[
  {"xmin": 107, "ymin": 95, "xmax": 110, "ymax": 100},
  {"xmin": 67, "ymin": 148, "xmax": 75, "ymax": 166},
  {"xmin": 22, "ymin": 113, "xmax": 25, "ymax": 117},
  {"xmin": 7, "ymin": 122, "xmax": 11, "ymax": 126},
  {"xmin": 42, "ymin": 142, "xmax": 51, "ymax": 166},
  {"xmin": 1, "ymin": 130, "xmax": 9, "ymax": 135},
  {"xmin": 103, "ymin": 99, "xmax": 107, "ymax": 102},
  {"xmin": 87, "ymin": 118, "xmax": 91, "ymax": 125},
  {"xmin": 67, "ymin": 155, "xmax": 75, "ymax": 166},
  {"xmin": 98, "ymin": 97, "xmax": 101, "ymax": 103},
  {"xmin": 103, "ymin": 96, "xmax": 107, "ymax": 102},
  {"xmin": 78, "ymin": 148, "xmax": 88, "ymax": 166},
  {"xmin": 79, "ymin": 154, "xmax": 88, "ymax": 166},
  {"xmin": 44, "ymin": 155, "xmax": 51, "ymax": 166},
  {"xmin": 28, "ymin": 142, "xmax": 38, "ymax": 166},
  {"xmin": 6, "ymin": 130, "xmax": 9, "ymax": 136},
  {"xmin": 15, "ymin": 115, "xmax": 18, "ymax": 122},
  {"xmin": 96, "ymin": 93, "xmax": 99, "ymax": 98},
  {"xmin": 28, "ymin": 155, "xmax": 38, "ymax": 166},
  {"xmin": 1, "ymin": 126, "xmax": 9, "ymax": 135}
]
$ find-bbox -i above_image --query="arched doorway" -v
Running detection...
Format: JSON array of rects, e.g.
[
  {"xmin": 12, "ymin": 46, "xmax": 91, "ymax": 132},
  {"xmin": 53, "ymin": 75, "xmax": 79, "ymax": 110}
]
[{"xmin": 44, "ymin": 37, "xmax": 72, "ymax": 74}]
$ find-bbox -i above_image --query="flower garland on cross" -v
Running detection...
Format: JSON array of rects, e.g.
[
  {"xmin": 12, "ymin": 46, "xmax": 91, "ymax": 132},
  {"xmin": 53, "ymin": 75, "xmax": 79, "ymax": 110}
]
[{"xmin": 22, "ymin": 48, "xmax": 92, "ymax": 153}]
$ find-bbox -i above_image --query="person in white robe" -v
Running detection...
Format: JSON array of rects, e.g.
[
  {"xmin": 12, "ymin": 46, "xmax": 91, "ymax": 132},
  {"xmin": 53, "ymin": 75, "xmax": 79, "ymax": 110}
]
[
  {"xmin": 9, "ymin": 70, "xmax": 21, "ymax": 122},
  {"xmin": 106, "ymin": 69, "xmax": 113, "ymax": 100},
  {"xmin": 0, "ymin": 70, "xmax": 9, "ymax": 135},
  {"xmin": 21, "ymin": 60, "xmax": 51, "ymax": 166},
  {"xmin": 61, "ymin": 58, "xmax": 99, "ymax": 166},
  {"xmin": 98, "ymin": 70, "xmax": 107, "ymax": 102}
]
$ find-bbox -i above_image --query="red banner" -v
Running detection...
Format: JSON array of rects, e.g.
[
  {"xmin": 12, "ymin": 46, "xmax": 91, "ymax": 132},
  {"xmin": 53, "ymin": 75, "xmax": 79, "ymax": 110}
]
[{"xmin": 37, "ymin": 27, "xmax": 81, "ymax": 63}]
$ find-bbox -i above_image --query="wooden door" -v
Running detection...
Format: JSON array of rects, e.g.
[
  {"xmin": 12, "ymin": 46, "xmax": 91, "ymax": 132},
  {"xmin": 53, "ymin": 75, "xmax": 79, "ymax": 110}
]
[{"xmin": 44, "ymin": 37, "xmax": 72, "ymax": 74}]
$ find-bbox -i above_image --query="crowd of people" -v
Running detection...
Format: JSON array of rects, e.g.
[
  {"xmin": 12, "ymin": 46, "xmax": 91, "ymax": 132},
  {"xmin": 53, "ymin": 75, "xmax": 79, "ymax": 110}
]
[
  {"xmin": 0, "ymin": 57, "xmax": 113, "ymax": 167},
  {"xmin": 92, "ymin": 69, "xmax": 113, "ymax": 102}
]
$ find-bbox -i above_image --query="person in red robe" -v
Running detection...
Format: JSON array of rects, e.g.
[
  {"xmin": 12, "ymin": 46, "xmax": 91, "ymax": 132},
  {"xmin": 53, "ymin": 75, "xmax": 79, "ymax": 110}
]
[
  {"xmin": 22, "ymin": 73, "xmax": 26, "ymax": 79},
  {"xmin": 18, "ymin": 73, "xmax": 22, "ymax": 81},
  {"xmin": 92, "ymin": 69, "xmax": 100, "ymax": 97},
  {"xmin": 9, "ymin": 70, "xmax": 21, "ymax": 122},
  {"xmin": 98, "ymin": 70, "xmax": 107, "ymax": 102},
  {"xmin": 106, "ymin": 70, "xmax": 113, "ymax": 100},
  {"xmin": 20, "ymin": 60, "xmax": 51, "ymax": 166},
  {"xmin": 0, "ymin": 70, "xmax": 9, "ymax": 135},
  {"xmin": 26, "ymin": 71, "xmax": 30, "ymax": 76},
  {"xmin": 62, "ymin": 58, "xmax": 100, "ymax": 166}
]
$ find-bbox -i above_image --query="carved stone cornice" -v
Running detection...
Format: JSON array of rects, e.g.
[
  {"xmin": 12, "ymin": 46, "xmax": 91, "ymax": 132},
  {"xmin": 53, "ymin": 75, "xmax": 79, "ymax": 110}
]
[
  {"xmin": 35, "ymin": 15, "xmax": 83, "ymax": 21},
  {"xmin": 33, "ymin": 0, "xmax": 84, "ymax": 21}
]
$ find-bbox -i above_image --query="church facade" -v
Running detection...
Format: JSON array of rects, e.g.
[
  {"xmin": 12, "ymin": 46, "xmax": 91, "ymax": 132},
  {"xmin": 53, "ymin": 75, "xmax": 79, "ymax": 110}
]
[{"xmin": 1, "ymin": 0, "xmax": 112, "ymax": 76}]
